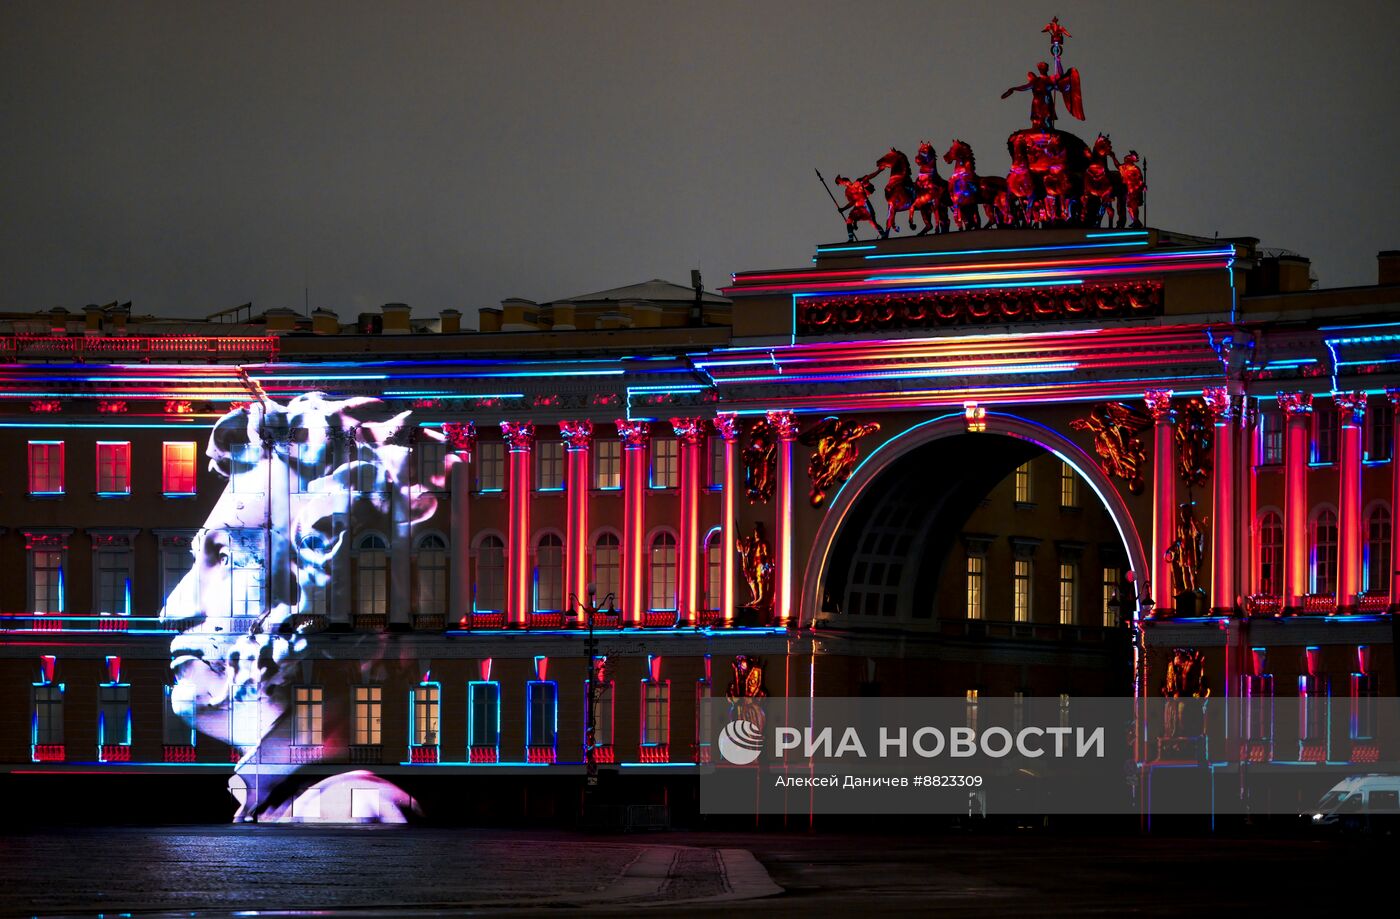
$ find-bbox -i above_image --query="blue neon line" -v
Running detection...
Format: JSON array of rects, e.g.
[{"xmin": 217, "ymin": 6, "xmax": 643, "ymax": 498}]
[
  {"xmin": 1085, "ymin": 230, "xmax": 1150, "ymax": 238},
  {"xmin": 816, "ymin": 244, "xmax": 878, "ymax": 252}
]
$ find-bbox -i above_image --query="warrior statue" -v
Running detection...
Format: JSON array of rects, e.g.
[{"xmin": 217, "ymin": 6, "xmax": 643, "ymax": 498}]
[
  {"xmin": 834, "ymin": 172, "xmax": 882, "ymax": 242},
  {"xmin": 736, "ymin": 522, "xmax": 775, "ymax": 614},
  {"xmin": 1119, "ymin": 150, "xmax": 1147, "ymax": 228}
]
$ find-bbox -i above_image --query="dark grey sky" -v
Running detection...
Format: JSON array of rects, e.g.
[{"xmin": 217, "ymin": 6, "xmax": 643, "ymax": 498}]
[{"xmin": 3, "ymin": 1, "xmax": 1397, "ymax": 322}]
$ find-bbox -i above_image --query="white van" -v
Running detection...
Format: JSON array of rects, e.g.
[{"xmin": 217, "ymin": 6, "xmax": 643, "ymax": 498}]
[{"xmin": 1310, "ymin": 775, "xmax": 1400, "ymax": 830}]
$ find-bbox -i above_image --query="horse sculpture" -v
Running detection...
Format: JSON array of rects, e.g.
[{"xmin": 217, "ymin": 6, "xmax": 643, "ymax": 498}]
[
  {"xmin": 1005, "ymin": 128, "xmax": 1091, "ymax": 227},
  {"xmin": 874, "ymin": 147, "xmax": 917, "ymax": 237},
  {"xmin": 913, "ymin": 141, "xmax": 951, "ymax": 235},
  {"xmin": 943, "ymin": 139, "xmax": 1008, "ymax": 230},
  {"xmin": 1083, "ymin": 133, "xmax": 1126, "ymax": 228}
]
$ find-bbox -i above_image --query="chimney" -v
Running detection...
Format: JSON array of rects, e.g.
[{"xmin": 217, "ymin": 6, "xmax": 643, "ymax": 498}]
[
  {"xmin": 1275, "ymin": 255, "xmax": 1312, "ymax": 293},
  {"xmin": 380, "ymin": 302, "xmax": 411, "ymax": 334},
  {"xmin": 478, "ymin": 307, "xmax": 503, "ymax": 332},
  {"xmin": 439, "ymin": 308, "xmax": 461, "ymax": 334},
  {"xmin": 83, "ymin": 304, "xmax": 105, "ymax": 334},
  {"xmin": 1379, "ymin": 250, "xmax": 1400, "ymax": 286},
  {"xmin": 311, "ymin": 308, "xmax": 340, "ymax": 335},
  {"xmin": 623, "ymin": 298, "xmax": 660, "ymax": 328},
  {"xmin": 48, "ymin": 306, "xmax": 70, "ymax": 335},
  {"xmin": 263, "ymin": 307, "xmax": 298, "ymax": 332},
  {"xmin": 108, "ymin": 303, "xmax": 130, "ymax": 335},
  {"xmin": 500, "ymin": 298, "xmax": 538, "ymax": 331}
]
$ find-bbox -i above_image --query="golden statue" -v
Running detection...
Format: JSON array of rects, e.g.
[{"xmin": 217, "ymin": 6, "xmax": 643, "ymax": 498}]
[
  {"xmin": 799, "ymin": 416, "xmax": 882, "ymax": 508},
  {"xmin": 735, "ymin": 522, "xmax": 775, "ymax": 613},
  {"xmin": 1165, "ymin": 501, "xmax": 1206, "ymax": 597},
  {"xmin": 1069, "ymin": 401, "xmax": 1150, "ymax": 494}
]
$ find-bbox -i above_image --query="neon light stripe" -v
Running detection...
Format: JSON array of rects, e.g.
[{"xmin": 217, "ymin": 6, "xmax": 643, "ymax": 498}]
[{"xmin": 862, "ymin": 240, "xmax": 1146, "ymax": 260}]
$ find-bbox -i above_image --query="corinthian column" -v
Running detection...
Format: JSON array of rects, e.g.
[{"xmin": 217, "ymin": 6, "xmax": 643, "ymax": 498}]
[
  {"xmin": 559, "ymin": 420, "xmax": 593, "ymax": 614},
  {"xmin": 501, "ymin": 421, "xmax": 535, "ymax": 627},
  {"xmin": 1203, "ymin": 387, "xmax": 1238, "ymax": 614},
  {"xmin": 443, "ymin": 422, "xmax": 475, "ymax": 627},
  {"xmin": 1335, "ymin": 392, "xmax": 1367, "ymax": 613},
  {"xmin": 616, "ymin": 420, "xmax": 650, "ymax": 625},
  {"xmin": 1278, "ymin": 392, "xmax": 1313, "ymax": 613},
  {"xmin": 714, "ymin": 414, "xmax": 740, "ymax": 625},
  {"xmin": 1144, "ymin": 390, "xmax": 1176, "ymax": 616},
  {"xmin": 768, "ymin": 410, "xmax": 799, "ymax": 626}
]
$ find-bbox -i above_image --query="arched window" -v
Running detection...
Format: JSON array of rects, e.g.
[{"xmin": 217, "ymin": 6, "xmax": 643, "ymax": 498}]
[
  {"xmin": 356, "ymin": 534, "xmax": 388, "ymax": 616},
  {"xmin": 704, "ymin": 530, "xmax": 723, "ymax": 612},
  {"xmin": 416, "ymin": 534, "xmax": 447, "ymax": 616},
  {"xmin": 649, "ymin": 533, "xmax": 677, "ymax": 611},
  {"xmin": 475, "ymin": 536, "xmax": 505, "ymax": 612},
  {"xmin": 593, "ymin": 533, "xmax": 620, "ymax": 606},
  {"xmin": 1366, "ymin": 504, "xmax": 1392, "ymax": 594},
  {"xmin": 1257, "ymin": 512, "xmax": 1283, "ymax": 596},
  {"xmin": 1311, "ymin": 508, "xmax": 1338, "ymax": 595},
  {"xmin": 535, "ymin": 534, "xmax": 564, "ymax": 612}
]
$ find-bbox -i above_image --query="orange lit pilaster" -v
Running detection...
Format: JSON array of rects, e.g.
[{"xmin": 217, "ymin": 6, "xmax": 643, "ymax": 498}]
[
  {"xmin": 769, "ymin": 410, "xmax": 799, "ymax": 626},
  {"xmin": 1278, "ymin": 392, "xmax": 1313, "ymax": 614},
  {"xmin": 501, "ymin": 422, "xmax": 535, "ymax": 628},
  {"xmin": 560, "ymin": 420, "xmax": 593, "ymax": 611},
  {"xmin": 1335, "ymin": 391, "xmax": 1366, "ymax": 613},
  {"xmin": 671, "ymin": 418, "xmax": 704, "ymax": 626},
  {"xmin": 1203, "ymin": 387, "xmax": 1237, "ymax": 614},
  {"xmin": 616, "ymin": 420, "xmax": 650, "ymax": 625},
  {"xmin": 715, "ymin": 413, "xmax": 740, "ymax": 624},
  {"xmin": 1144, "ymin": 390, "xmax": 1176, "ymax": 616}
]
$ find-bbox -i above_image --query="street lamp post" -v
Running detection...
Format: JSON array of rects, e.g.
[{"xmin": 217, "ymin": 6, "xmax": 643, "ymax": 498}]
[{"xmin": 571, "ymin": 584, "xmax": 616, "ymax": 788}]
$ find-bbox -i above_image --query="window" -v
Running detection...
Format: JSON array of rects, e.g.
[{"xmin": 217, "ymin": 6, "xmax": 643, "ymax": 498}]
[
  {"xmin": 1258, "ymin": 512, "xmax": 1284, "ymax": 595},
  {"xmin": 162, "ymin": 442, "xmax": 198, "ymax": 494},
  {"xmin": 353, "ymin": 686, "xmax": 382, "ymax": 746},
  {"xmin": 32, "ymin": 549, "xmax": 64, "ymax": 614},
  {"xmin": 642, "ymin": 679, "xmax": 670, "ymax": 746},
  {"xmin": 1368, "ymin": 399, "xmax": 1394, "ymax": 462},
  {"xmin": 1058, "ymin": 562, "xmax": 1078, "ymax": 625},
  {"xmin": 527, "ymin": 681, "xmax": 558, "ymax": 749},
  {"xmin": 28, "ymin": 441, "xmax": 63, "ymax": 494},
  {"xmin": 294, "ymin": 686, "xmax": 323, "ymax": 746},
  {"xmin": 229, "ymin": 529, "xmax": 266, "ymax": 619},
  {"xmin": 650, "ymin": 438, "xmax": 678, "ymax": 488},
  {"xmin": 593, "ymin": 533, "xmax": 621, "ymax": 606},
  {"xmin": 162, "ymin": 542, "xmax": 194, "ymax": 608},
  {"xmin": 99, "ymin": 683, "xmax": 131, "ymax": 748},
  {"xmin": 412, "ymin": 684, "xmax": 440, "ymax": 747},
  {"xmin": 96, "ymin": 442, "xmax": 131, "ymax": 494},
  {"xmin": 475, "ymin": 536, "xmax": 505, "ymax": 611},
  {"xmin": 33, "ymin": 684, "xmax": 64, "ymax": 745},
  {"xmin": 536, "ymin": 441, "xmax": 565, "ymax": 490},
  {"xmin": 469, "ymin": 681, "xmax": 501, "ymax": 748},
  {"xmin": 1366, "ymin": 505, "xmax": 1392, "ymax": 594},
  {"xmin": 1013, "ymin": 559, "xmax": 1032, "ymax": 622},
  {"xmin": 649, "ymin": 533, "xmax": 677, "ymax": 610},
  {"xmin": 95, "ymin": 550, "xmax": 133, "ymax": 616},
  {"xmin": 233, "ymin": 443, "xmax": 265, "ymax": 494},
  {"xmin": 1313, "ymin": 406, "xmax": 1338, "ymax": 464},
  {"xmin": 593, "ymin": 440, "xmax": 622, "ymax": 489},
  {"xmin": 1259, "ymin": 410, "xmax": 1283, "ymax": 465},
  {"xmin": 590, "ymin": 674, "xmax": 615, "ymax": 750},
  {"xmin": 966, "ymin": 555, "xmax": 985, "ymax": 620},
  {"xmin": 704, "ymin": 530, "xmax": 723, "ymax": 612},
  {"xmin": 163, "ymin": 685, "xmax": 194, "ymax": 747},
  {"xmin": 1311, "ymin": 508, "xmax": 1338, "ymax": 595},
  {"xmin": 357, "ymin": 534, "xmax": 388, "ymax": 616},
  {"xmin": 416, "ymin": 534, "xmax": 447, "ymax": 616},
  {"xmin": 417, "ymin": 440, "xmax": 448, "ymax": 492},
  {"xmin": 1102, "ymin": 566, "xmax": 1123, "ymax": 627},
  {"xmin": 477, "ymin": 442, "xmax": 505, "ymax": 491},
  {"xmin": 1014, "ymin": 462, "xmax": 1032, "ymax": 503},
  {"xmin": 708, "ymin": 436, "xmax": 726, "ymax": 488},
  {"xmin": 1059, "ymin": 461, "xmax": 1078, "ymax": 508},
  {"xmin": 535, "ymin": 534, "xmax": 564, "ymax": 611}
]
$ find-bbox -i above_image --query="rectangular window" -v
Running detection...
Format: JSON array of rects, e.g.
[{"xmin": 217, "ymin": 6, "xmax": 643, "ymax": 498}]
[
  {"xmin": 527, "ymin": 681, "xmax": 558, "ymax": 749},
  {"xmin": 33, "ymin": 684, "xmax": 64, "ymax": 745},
  {"xmin": 32, "ymin": 550, "xmax": 64, "ymax": 614},
  {"xmin": 1102, "ymin": 566, "xmax": 1122, "ymax": 627},
  {"xmin": 1013, "ymin": 559, "xmax": 1032, "ymax": 623},
  {"xmin": 707, "ymin": 436, "xmax": 726, "ymax": 489},
  {"xmin": 163, "ymin": 685, "xmax": 194, "ymax": 746},
  {"xmin": 1059, "ymin": 461, "xmax": 1079, "ymax": 508},
  {"xmin": 417, "ymin": 440, "xmax": 448, "ymax": 492},
  {"xmin": 1058, "ymin": 562, "xmax": 1077, "ymax": 626},
  {"xmin": 99, "ymin": 684, "xmax": 131, "ymax": 747},
  {"xmin": 161, "ymin": 542, "xmax": 195, "ymax": 609},
  {"xmin": 469, "ymin": 681, "xmax": 501, "ymax": 748},
  {"xmin": 1014, "ymin": 462, "xmax": 1032, "ymax": 503},
  {"xmin": 591, "ymin": 679, "xmax": 616, "ymax": 749},
  {"xmin": 650, "ymin": 438, "xmax": 678, "ymax": 488},
  {"xmin": 229, "ymin": 529, "xmax": 265, "ymax": 619},
  {"xmin": 1368, "ymin": 399, "xmax": 1394, "ymax": 462},
  {"xmin": 965, "ymin": 555, "xmax": 984, "ymax": 620},
  {"xmin": 642, "ymin": 680, "xmax": 670, "ymax": 746},
  {"xmin": 232, "ymin": 443, "xmax": 264, "ymax": 494},
  {"xmin": 1313, "ymin": 406, "xmax": 1338, "ymax": 464},
  {"xmin": 477, "ymin": 442, "xmax": 505, "ymax": 491},
  {"xmin": 536, "ymin": 441, "xmax": 565, "ymax": 490},
  {"xmin": 412, "ymin": 684, "xmax": 440, "ymax": 747},
  {"xmin": 593, "ymin": 440, "xmax": 622, "ymax": 489},
  {"xmin": 162, "ymin": 442, "xmax": 198, "ymax": 495},
  {"xmin": 28, "ymin": 441, "xmax": 63, "ymax": 495},
  {"xmin": 353, "ymin": 686, "xmax": 382, "ymax": 746},
  {"xmin": 294, "ymin": 686, "xmax": 323, "ymax": 746},
  {"xmin": 96, "ymin": 442, "xmax": 131, "ymax": 494},
  {"xmin": 95, "ymin": 550, "xmax": 133, "ymax": 616},
  {"xmin": 1260, "ymin": 410, "xmax": 1284, "ymax": 465}
]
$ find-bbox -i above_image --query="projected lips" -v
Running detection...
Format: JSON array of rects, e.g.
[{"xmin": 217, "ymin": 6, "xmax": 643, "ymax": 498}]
[{"xmin": 717, "ymin": 720, "xmax": 765, "ymax": 765}]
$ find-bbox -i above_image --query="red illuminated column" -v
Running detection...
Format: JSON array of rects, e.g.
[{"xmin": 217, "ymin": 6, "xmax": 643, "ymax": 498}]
[
  {"xmin": 1278, "ymin": 392, "xmax": 1313, "ymax": 613},
  {"xmin": 560, "ymin": 420, "xmax": 593, "ymax": 612},
  {"xmin": 443, "ymin": 422, "xmax": 475, "ymax": 626},
  {"xmin": 1391, "ymin": 390, "xmax": 1400, "ymax": 611},
  {"xmin": 715, "ymin": 413, "xmax": 740, "ymax": 625},
  {"xmin": 671, "ymin": 418, "xmax": 704, "ymax": 626},
  {"xmin": 1203, "ymin": 387, "xmax": 1238, "ymax": 614},
  {"xmin": 1144, "ymin": 390, "xmax": 1176, "ymax": 616},
  {"xmin": 1335, "ymin": 392, "xmax": 1367, "ymax": 613},
  {"xmin": 1243, "ymin": 405, "xmax": 1259, "ymax": 597},
  {"xmin": 501, "ymin": 422, "xmax": 535, "ymax": 627},
  {"xmin": 616, "ymin": 420, "xmax": 650, "ymax": 625},
  {"xmin": 769, "ymin": 410, "xmax": 799, "ymax": 626}
]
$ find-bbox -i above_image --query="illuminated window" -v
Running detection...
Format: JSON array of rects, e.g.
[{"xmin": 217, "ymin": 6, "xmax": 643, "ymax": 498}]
[
  {"xmin": 1013, "ymin": 559, "xmax": 1032, "ymax": 622},
  {"xmin": 1058, "ymin": 562, "xmax": 1078, "ymax": 625},
  {"xmin": 412, "ymin": 684, "xmax": 440, "ymax": 747},
  {"xmin": 593, "ymin": 440, "xmax": 621, "ymax": 489},
  {"xmin": 1367, "ymin": 399, "xmax": 1393, "ymax": 461},
  {"xmin": 95, "ymin": 549, "xmax": 133, "ymax": 616},
  {"xmin": 469, "ymin": 681, "xmax": 500, "ymax": 749},
  {"xmin": 649, "ymin": 532, "xmax": 677, "ymax": 610},
  {"xmin": 233, "ymin": 443, "xmax": 265, "ymax": 494},
  {"xmin": 477, "ymin": 441, "xmax": 505, "ymax": 491},
  {"xmin": 1313, "ymin": 406, "xmax": 1338, "ymax": 464},
  {"xmin": 226, "ymin": 529, "xmax": 265, "ymax": 620},
  {"xmin": 28, "ymin": 441, "xmax": 63, "ymax": 495},
  {"xmin": 593, "ymin": 533, "xmax": 621, "ymax": 605},
  {"xmin": 33, "ymin": 684, "xmax": 64, "ymax": 746},
  {"xmin": 966, "ymin": 555, "xmax": 984, "ymax": 620},
  {"xmin": 162, "ymin": 442, "xmax": 197, "ymax": 494},
  {"xmin": 1311, "ymin": 508, "xmax": 1338, "ymax": 595},
  {"xmin": 99, "ymin": 683, "xmax": 131, "ymax": 749},
  {"xmin": 1102, "ymin": 566, "xmax": 1123, "ymax": 627},
  {"xmin": 475, "ymin": 535, "xmax": 505, "ymax": 611},
  {"xmin": 353, "ymin": 686, "xmax": 382, "ymax": 746},
  {"xmin": 1366, "ymin": 505, "xmax": 1392, "ymax": 594},
  {"xmin": 96, "ymin": 442, "xmax": 131, "ymax": 494},
  {"xmin": 650, "ymin": 438, "xmax": 678, "ymax": 488},
  {"xmin": 1014, "ymin": 462, "xmax": 1032, "ymax": 503},
  {"xmin": 416, "ymin": 533, "xmax": 447, "ymax": 617},
  {"xmin": 536, "ymin": 441, "xmax": 565, "ymax": 490},
  {"xmin": 534, "ymin": 533, "xmax": 564, "ymax": 611},
  {"xmin": 642, "ymin": 679, "xmax": 670, "ymax": 746},
  {"xmin": 707, "ymin": 436, "xmax": 726, "ymax": 489},
  {"xmin": 293, "ymin": 686, "xmax": 323, "ymax": 746},
  {"xmin": 357, "ymin": 534, "xmax": 388, "ymax": 616},
  {"xmin": 417, "ymin": 440, "xmax": 448, "ymax": 492},
  {"xmin": 1258, "ymin": 512, "xmax": 1283, "ymax": 595},
  {"xmin": 163, "ymin": 685, "xmax": 194, "ymax": 747},
  {"xmin": 31, "ymin": 549, "xmax": 64, "ymax": 614},
  {"xmin": 527, "ymin": 680, "xmax": 558, "ymax": 749},
  {"xmin": 1259, "ymin": 411, "xmax": 1284, "ymax": 465},
  {"xmin": 704, "ymin": 530, "xmax": 723, "ymax": 612},
  {"xmin": 1059, "ymin": 461, "xmax": 1079, "ymax": 508}
]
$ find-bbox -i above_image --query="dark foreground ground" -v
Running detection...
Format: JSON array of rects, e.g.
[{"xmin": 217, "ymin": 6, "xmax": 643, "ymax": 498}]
[{"xmin": 0, "ymin": 825, "xmax": 1392, "ymax": 917}]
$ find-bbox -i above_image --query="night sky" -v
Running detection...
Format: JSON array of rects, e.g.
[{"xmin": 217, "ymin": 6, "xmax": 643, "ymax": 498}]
[{"xmin": 3, "ymin": 1, "xmax": 1397, "ymax": 322}]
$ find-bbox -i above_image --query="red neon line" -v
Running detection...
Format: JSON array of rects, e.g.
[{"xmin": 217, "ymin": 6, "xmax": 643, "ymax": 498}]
[{"xmin": 733, "ymin": 248, "xmax": 1231, "ymax": 284}]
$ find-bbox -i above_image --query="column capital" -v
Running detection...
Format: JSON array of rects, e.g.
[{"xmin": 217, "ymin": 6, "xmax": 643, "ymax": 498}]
[
  {"xmin": 766, "ymin": 409, "xmax": 800, "ymax": 441},
  {"xmin": 500, "ymin": 421, "xmax": 535, "ymax": 452},
  {"xmin": 442, "ymin": 421, "xmax": 477, "ymax": 455},
  {"xmin": 615, "ymin": 418, "xmax": 650, "ymax": 448},
  {"xmin": 559, "ymin": 419, "xmax": 594, "ymax": 450},
  {"xmin": 713, "ymin": 412, "xmax": 740, "ymax": 442},
  {"xmin": 669, "ymin": 417, "xmax": 705, "ymax": 446},
  {"xmin": 1333, "ymin": 391, "xmax": 1368, "ymax": 426},
  {"xmin": 1201, "ymin": 386, "xmax": 1238, "ymax": 421},
  {"xmin": 1277, "ymin": 391, "xmax": 1314, "ymax": 416},
  {"xmin": 1144, "ymin": 389, "xmax": 1175, "ymax": 423},
  {"xmin": 1387, "ymin": 388, "xmax": 1400, "ymax": 407}
]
